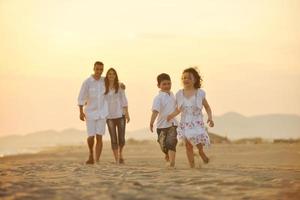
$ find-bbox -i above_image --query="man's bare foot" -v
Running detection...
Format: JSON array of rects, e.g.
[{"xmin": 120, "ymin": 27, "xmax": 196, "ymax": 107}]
[
  {"xmin": 86, "ymin": 156, "xmax": 94, "ymax": 165},
  {"xmin": 166, "ymin": 165, "xmax": 176, "ymax": 170}
]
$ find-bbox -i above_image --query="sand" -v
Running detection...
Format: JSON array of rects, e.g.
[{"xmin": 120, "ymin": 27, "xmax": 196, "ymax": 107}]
[{"xmin": 0, "ymin": 141, "xmax": 300, "ymax": 200}]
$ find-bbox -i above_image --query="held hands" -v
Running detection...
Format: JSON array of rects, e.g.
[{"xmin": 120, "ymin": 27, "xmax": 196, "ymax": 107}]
[
  {"xmin": 207, "ymin": 118, "xmax": 214, "ymax": 127},
  {"xmin": 80, "ymin": 112, "xmax": 86, "ymax": 121},
  {"xmin": 167, "ymin": 114, "xmax": 174, "ymax": 122}
]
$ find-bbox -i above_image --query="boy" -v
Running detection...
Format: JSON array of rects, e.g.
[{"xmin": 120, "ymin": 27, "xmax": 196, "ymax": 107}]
[{"xmin": 150, "ymin": 73, "xmax": 178, "ymax": 168}]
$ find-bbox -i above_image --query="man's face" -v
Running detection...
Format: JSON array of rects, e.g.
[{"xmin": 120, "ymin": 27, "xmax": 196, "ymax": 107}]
[
  {"xmin": 94, "ymin": 64, "xmax": 104, "ymax": 76},
  {"xmin": 158, "ymin": 80, "xmax": 172, "ymax": 91}
]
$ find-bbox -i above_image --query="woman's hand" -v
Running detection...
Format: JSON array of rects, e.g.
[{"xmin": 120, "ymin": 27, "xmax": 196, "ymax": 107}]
[{"xmin": 125, "ymin": 112, "xmax": 130, "ymax": 123}]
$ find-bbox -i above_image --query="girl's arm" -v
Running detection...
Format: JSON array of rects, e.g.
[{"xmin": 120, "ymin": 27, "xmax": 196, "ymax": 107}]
[
  {"xmin": 167, "ymin": 108, "xmax": 181, "ymax": 122},
  {"xmin": 203, "ymin": 98, "xmax": 214, "ymax": 127},
  {"xmin": 150, "ymin": 111, "xmax": 159, "ymax": 133}
]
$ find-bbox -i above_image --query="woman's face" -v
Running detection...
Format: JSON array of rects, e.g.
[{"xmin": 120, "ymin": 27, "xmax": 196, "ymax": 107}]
[
  {"xmin": 182, "ymin": 72, "xmax": 195, "ymax": 88},
  {"xmin": 107, "ymin": 70, "xmax": 117, "ymax": 82}
]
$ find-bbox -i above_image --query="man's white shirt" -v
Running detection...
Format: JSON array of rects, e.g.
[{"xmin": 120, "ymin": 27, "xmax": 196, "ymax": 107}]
[{"xmin": 78, "ymin": 75, "xmax": 108, "ymax": 120}]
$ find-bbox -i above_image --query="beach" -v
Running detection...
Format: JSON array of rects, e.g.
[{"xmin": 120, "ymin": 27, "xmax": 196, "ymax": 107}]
[{"xmin": 0, "ymin": 141, "xmax": 300, "ymax": 200}]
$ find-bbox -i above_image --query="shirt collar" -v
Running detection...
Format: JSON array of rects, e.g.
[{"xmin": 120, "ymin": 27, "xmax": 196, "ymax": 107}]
[{"xmin": 159, "ymin": 91, "xmax": 172, "ymax": 96}]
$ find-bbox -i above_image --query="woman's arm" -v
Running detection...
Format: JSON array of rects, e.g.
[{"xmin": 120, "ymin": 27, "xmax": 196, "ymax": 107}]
[
  {"xmin": 123, "ymin": 107, "xmax": 130, "ymax": 123},
  {"xmin": 203, "ymin": 98, "xmax": 214, "ymax": 127}
]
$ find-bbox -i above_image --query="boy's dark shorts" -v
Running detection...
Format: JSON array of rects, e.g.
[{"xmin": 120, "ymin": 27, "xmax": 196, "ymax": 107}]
[{"xmin": 156, "ymin": 126, "xmax": 178, "ymax": 154}]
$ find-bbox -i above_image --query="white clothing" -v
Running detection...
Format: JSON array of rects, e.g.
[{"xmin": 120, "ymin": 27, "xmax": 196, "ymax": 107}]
[{"xmin": 152, "ymin": 91, "xmax": 178, "ymax": 129}]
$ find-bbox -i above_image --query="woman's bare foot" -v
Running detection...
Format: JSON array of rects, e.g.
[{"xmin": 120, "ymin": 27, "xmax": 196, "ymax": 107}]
[
  {"xmin": 86, "ymin": 155, "xmax": 94, "ymax": 165},
  {"xmin": 119, "ymin": 158, "xmax": 125, "ymax": 164}
]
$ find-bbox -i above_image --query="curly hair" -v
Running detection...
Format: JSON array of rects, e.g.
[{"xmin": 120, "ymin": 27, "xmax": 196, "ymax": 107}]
[{"xmin": 182, "ymin": 67, "xmax": 203, "ymax": 88}]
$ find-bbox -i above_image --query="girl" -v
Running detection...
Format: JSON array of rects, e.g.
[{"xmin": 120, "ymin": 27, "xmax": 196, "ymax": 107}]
[
  {"xmin": 104, "ymin": 68, "xmax": 130, "ymax": 164},
  {"xmin": 168, "ymin": 67, "xmax": 214, "ymax": 168}
]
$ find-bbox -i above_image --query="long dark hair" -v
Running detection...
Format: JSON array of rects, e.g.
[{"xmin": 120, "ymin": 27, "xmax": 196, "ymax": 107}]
[
  {"xmin": 183, "ymin": 67, "xmax": 203, "ymax": 88},
  {"xmin": 104, "ymin": 68, "xmax": 119, "ymax": 95}
]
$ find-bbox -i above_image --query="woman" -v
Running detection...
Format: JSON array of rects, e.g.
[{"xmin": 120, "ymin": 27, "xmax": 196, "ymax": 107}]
[{"xmin": 104, "ymin": 68, "xmax": 130, "ymax": 164}]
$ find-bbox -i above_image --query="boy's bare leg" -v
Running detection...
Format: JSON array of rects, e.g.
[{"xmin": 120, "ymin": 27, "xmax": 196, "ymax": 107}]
[
  {"xmin": 185, "ymin": 140, "xmax": 195, "ymax": 168},
  {"xmin": 95, "ymin": 135, "xmax": 103, "ymax": 163},
  {"xmin": 196, "ymin": 143, "xmax": 209, "ymax": 163},
  {"xmin": 168, "ymin": 150, "xmax": 176, "ymax": 167},
  {"xmin": 86, "ymin": 136, "xmax": 95, "ymax": 164},
  {"xmin": 165, "ymin": 153, "xmax": 170, "ymax": 162}
]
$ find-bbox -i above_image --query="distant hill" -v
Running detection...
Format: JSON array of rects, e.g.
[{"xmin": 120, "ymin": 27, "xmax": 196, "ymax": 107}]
[
  {"xmin": 209, "ymin": 112, "xmax": 300, "ymax": 139},
  {"xmin": 0, "ymin": 112, "xmax": 299, "ymax": 156}
]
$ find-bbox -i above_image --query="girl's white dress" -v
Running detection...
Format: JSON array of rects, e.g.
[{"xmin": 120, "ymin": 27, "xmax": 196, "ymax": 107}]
[{"xmin": 176, "ymin": 89, "xmax": 210, "ymax": 146}]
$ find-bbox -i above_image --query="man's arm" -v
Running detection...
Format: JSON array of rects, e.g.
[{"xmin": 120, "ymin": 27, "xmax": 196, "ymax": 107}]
[
  {"xmin": 78, "ymin": 81, "xmax": 88, "ymax": 121},
  {"xmin": 79, "ymin": 105, "xmax": 86, "ymax": 121}
]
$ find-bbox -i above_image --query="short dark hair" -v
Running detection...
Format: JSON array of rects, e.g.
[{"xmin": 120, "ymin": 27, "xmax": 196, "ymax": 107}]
[
  {"xmin": 157, "ymin": 73, "xmax": 171, "ymax": 85},
  {"xmin": 94, "ymin": 61, "xmax": 103, "ymax": 66}
]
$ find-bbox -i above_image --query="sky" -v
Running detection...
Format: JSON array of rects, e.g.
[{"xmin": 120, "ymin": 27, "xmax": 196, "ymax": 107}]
[{"xmin": 0, "ymin": 0, "xmax": 300, "ymax": 136}]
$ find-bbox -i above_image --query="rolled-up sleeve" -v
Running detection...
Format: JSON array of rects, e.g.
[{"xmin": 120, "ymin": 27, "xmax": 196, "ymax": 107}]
[
  {"xmin": 78, "ymin": 80, "xmax": 88, "ymax": 106},
  {"xmin": 120, "ymin": 89, "xmax": 128, "ymax": 107}
]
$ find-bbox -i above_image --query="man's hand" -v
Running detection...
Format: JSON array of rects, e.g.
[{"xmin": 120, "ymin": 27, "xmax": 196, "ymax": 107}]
[
  {"xmin": 80, "ymin": 112, "xmax": 86, "ymax": 121},
  {"xmin": 120, "ymin": 83, "xmax": 126, "ymax": 90},
  {"xmin": 207, "ymin": 118, "xmax": 214, "ymax": 127}
]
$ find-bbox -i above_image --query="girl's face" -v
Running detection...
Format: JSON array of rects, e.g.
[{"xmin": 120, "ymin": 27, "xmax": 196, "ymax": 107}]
[
  {"xmin": 107, "ymin": 70, "xmax": 117, "ymax": 82},
  {"xmin": 182, "ymin": 72, "xmax": 195, "ymax": 88}
]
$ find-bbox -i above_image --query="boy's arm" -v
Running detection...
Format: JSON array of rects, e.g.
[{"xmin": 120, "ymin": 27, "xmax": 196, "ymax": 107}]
[
  {"xmin": 167, "ymin": 108, "xmax": 181, "ymax": 122},
  {"xmin": 150, "ymin": 111, "xmax": 159, "ymax": 133},
  {"xmin": 203, "ymin": 98, "xmax": 214, "ymax": 127}
]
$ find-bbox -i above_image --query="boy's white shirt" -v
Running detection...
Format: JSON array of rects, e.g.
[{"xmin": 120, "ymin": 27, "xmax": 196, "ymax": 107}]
[
  {"xmin": 152, "ymin": 91, "xmax": 178, "ymax": 129},
  {"xmin": 78, "ymin": 75, "xmax": 108, "ymax": 120}
]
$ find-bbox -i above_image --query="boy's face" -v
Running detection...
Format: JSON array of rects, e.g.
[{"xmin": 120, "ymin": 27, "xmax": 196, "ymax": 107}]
[
  {"xmin": 94, "ymin": 64, "xmax": 104, "ymax": 76},
  {"xmin": 158, "ymin": 80, "xmax": 172, "ymax": 91}
]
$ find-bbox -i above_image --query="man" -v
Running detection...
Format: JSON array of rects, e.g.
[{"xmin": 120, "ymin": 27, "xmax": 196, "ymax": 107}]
[{"xmin": 78, "ymin": 61, "xmax": 108, "ymax": 164}]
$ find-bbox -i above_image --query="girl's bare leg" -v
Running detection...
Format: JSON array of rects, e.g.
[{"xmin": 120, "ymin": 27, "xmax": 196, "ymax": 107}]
[
  {"xmin": 196, "ymin": 143, "xmax": 209, "ymax": 163},
  {"xmin": 185, "ymin": 140, "xmax": 195, "ymax": 168}
]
